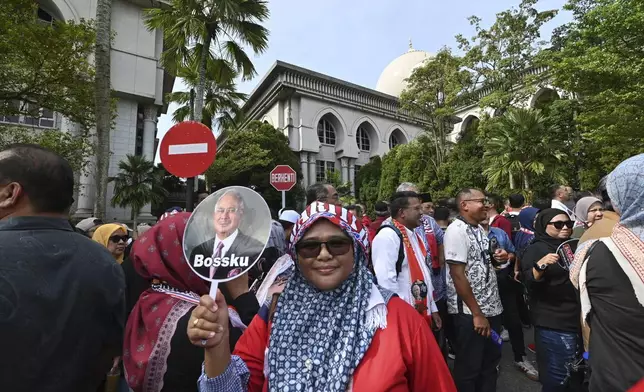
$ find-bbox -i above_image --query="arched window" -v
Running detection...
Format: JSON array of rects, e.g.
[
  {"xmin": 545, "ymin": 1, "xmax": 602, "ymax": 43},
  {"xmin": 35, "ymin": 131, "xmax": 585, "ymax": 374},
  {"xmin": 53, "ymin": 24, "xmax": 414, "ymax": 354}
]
[
  {"xmin": 389, "ymin": 132, "xmax": 401, "ymax": 149},
  {"xmin": 317, "ymin": 118, "xmax": 336, "ymax": 145},
  {"xmin": 356, "ymin": 127, "xmax": 370, "ymax": 152}
]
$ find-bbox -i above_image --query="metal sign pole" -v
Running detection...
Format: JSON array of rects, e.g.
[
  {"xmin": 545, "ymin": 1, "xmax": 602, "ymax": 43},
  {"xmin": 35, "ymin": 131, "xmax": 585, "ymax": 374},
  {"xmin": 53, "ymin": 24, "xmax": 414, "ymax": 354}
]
[
  {"xmin": 282, "ymin": 190, "xmax": 286, "ymax": 210},
  {"xmin": 186, "ymin": 88, "xmax": 196, "ymax": 212}
]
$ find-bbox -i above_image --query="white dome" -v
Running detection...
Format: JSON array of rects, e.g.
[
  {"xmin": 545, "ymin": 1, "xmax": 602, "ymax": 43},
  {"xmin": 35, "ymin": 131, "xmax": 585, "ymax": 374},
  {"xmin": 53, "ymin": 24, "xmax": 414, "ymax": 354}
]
[{"xmin": 376, "ymin": 46, "xmax": 434, "ymax": 97}]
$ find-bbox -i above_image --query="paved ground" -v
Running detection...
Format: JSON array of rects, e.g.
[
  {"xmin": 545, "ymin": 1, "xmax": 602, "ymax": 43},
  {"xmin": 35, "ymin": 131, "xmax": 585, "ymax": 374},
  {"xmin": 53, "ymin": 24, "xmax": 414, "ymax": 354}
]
[
  {"xmin": 446, "ymin": 326, "xmax": 541, "ymax": 392},
  {"xmin": 497, "ymin": 327, "xmax": 541, "ymax": 392}
]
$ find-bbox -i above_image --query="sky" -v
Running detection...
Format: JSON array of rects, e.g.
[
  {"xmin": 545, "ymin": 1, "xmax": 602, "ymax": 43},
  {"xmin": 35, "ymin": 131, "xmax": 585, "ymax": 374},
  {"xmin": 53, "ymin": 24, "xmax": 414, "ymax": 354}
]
[{"xmin": 155, "ymin": 0, "xmax": 571, "ymax": 163}]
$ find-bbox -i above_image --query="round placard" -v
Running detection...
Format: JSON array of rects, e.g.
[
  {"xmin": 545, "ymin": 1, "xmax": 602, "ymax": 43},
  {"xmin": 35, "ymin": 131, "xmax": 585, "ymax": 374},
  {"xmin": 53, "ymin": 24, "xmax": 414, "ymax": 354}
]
[{"xmin": 183, "ymin": 186, "xmax": 272, "ymax": 283}]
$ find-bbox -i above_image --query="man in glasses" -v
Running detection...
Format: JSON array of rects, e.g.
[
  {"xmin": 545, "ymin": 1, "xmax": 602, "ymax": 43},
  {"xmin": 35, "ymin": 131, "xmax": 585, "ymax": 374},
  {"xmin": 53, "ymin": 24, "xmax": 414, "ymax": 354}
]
[
  {"xmin": 306, "ymin": 182, "xmax": 341, "ymax": 206},
  {"xmin": 189, "ymin": 189, "xmax": 264, "ymax": 281},
  {"xmin": 0, "ymin": 144, "xmax": 126, "ymax": 391},
  {"xmin": 395, "ymin": 182, "xmax": 447, "ymax": 355},
  {"xmin": 444, "ymin": 188, "xmax": 504, "ymax": 392},
  {"xmin": 372, "ymin": 191, "xmax": 441, "ymax": 333}
]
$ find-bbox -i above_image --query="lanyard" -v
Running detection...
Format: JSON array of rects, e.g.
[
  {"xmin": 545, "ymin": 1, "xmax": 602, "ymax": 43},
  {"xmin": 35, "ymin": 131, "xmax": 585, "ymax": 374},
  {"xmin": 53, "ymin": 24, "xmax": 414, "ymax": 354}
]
[{"xmin": 456, "ymin": 216, "xmax": 492, "ymax": 281}]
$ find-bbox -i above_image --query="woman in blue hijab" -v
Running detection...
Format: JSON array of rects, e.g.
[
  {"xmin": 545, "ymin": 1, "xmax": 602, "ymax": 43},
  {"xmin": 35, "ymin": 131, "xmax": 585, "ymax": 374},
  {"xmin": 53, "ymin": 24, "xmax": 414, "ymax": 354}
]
[{"xmin": 514, "ymin": 207, "xmax": 540, "ymax": 259}]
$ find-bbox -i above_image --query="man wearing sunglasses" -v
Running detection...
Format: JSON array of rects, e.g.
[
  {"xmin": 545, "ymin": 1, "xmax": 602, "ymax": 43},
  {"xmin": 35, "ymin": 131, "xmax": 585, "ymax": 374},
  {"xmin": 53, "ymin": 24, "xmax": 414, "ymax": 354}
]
[{"xmin": 189, "ymin": 189, "xmax": 264, "ymax": 281}]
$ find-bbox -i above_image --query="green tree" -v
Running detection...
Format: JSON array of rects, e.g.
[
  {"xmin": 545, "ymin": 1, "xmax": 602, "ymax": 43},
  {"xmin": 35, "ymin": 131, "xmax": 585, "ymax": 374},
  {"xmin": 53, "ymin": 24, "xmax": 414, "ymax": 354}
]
[
  {"xmin": 481, "ymin": 108, "xmax": 566, "ymax": 192},
  {"xmin": 168, "ymin": 65, "xmax": 246, "ymax": 130},
  {"xmin": 0, "ymin": 0, "xmax": 96, "ymax": 127},
  {"xmin": 110, "ymin": 155, "xmax": 168, "ymax": 229},
  {"xmin": 431, "ymin": 119, "xmax": 486, "ymax": 199},
  {"xmin": 145, "ymin": 0, "xmax": 269, "ymax": 123},
  {"xmin": 0, "ymin": 126, "xmax": 94, "ymax": 176},
  {"xmin": 457, "ymin": 0, "xmax": 557, "ymax": 112},
  {"xmin": 547, "ymin": 0, "xmax": 644, "ymax": 172},
  {"xmin": 400, "ymin": 48, "xmax": 474, "ymax": 174},
  {"xmin": 205, "ymin": 121, "xmax": 304, "ymax": 212},
  {"xmin": 539, "ymin": 98, "xmax": 604, "ymax": 192},
  {"xmin": 377, "ymin": 146, "xmax": 403, "ymax": 200},
  {"xmin": 324, "ymin": 169, "xmax": 354, "ymax": 205},
  {"xmin": 376, "ymin": 137, "xmax": 441, "ymax": 201},
  {"xmin": 355, "ymin": 156, "xmax": 382, "ymax": 216}
]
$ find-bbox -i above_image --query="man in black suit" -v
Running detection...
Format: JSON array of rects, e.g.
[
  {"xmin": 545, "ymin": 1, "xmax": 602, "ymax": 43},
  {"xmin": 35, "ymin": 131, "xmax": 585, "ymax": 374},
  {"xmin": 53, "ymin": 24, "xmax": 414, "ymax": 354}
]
[{"xmin": 189, "ymin": 189, "xmax": 264, "ymax": 280}]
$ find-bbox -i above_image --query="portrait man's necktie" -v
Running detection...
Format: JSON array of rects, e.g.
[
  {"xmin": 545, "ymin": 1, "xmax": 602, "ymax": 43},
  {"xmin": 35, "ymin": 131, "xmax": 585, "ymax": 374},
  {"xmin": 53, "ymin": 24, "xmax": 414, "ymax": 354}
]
[{"xmin": 210, "ymin": 242, "xmax": 224, "ymax": 279}]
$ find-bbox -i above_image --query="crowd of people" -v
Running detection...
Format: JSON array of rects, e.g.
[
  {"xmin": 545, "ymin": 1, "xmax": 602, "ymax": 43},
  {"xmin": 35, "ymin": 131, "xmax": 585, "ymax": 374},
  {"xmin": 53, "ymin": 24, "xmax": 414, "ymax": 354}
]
[{"xmin": 1, "ymin": 143, "xmax": 643, "ymax": 392}]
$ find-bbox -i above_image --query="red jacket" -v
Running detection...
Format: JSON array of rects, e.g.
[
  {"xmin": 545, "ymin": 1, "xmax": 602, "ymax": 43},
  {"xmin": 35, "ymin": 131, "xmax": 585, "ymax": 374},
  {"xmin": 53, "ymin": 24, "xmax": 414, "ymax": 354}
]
[
  {"xmin": 490, "ymin": 214, "xmax": 512, "ymax": 238},
  {"xmin": 233, "ymin": 297, "xmax": 456, "ymax": 392},
  {"xmin": 368, "ymin": 216, "xmax": 387, "ymax": 244}
]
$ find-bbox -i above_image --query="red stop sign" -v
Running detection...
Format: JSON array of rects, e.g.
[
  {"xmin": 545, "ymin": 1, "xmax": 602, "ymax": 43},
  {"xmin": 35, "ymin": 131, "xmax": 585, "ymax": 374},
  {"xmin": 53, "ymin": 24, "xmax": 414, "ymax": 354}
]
[
  {"xmin": 270, "ymin": 165, "xmax": 297, "ymax": 192},
  {"xmin": 159, "ymin": 121, "xmax": 216, "ymax": 178}
]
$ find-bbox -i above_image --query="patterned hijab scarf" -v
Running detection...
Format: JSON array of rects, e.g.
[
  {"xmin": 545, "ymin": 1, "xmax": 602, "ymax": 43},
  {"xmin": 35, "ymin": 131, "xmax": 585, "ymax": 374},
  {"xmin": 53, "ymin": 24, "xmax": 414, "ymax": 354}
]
[
  {"xmin": 607, "ymin": 153, "xmax": 644, "ymax": 241},
  {"xmin": 571, "ymin": 154, "xmax": 644, "ymax": 333},
  {"xmin": 123, "ymin": 213, "xmax": 209, "ymax": 392},
  {"xmin": 267, "ymin": 202, "xmax": 388, "ymax": 392}
]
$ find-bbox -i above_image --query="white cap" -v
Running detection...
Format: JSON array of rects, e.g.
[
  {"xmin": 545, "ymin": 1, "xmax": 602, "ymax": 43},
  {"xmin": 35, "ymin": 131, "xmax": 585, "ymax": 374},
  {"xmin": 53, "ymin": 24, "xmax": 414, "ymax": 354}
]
[{"xmin": 279, "ymin": 210, "xmax": 299, "ymax": 224}]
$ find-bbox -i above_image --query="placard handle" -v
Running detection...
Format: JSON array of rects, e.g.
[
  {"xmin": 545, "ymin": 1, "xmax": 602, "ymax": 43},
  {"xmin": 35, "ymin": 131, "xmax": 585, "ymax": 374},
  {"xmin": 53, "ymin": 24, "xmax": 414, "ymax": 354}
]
[{"xmin": 209, "ymin": 281, "xmax": 219, "ymax": 298}]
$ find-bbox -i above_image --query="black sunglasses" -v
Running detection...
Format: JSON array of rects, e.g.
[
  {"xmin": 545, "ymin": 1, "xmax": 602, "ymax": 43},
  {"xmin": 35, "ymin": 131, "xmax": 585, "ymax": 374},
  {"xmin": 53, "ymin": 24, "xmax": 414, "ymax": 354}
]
[
  {"xmin": 109, "ymin": 235, "xmax": 129, "ymax": 243},
  {"xmin": 295, "ymin": 238, "xmax": 353, "ymax": 258},
  {"xmin": 548, "ymin": 220, "xmax": 574, "ymax": 230}
]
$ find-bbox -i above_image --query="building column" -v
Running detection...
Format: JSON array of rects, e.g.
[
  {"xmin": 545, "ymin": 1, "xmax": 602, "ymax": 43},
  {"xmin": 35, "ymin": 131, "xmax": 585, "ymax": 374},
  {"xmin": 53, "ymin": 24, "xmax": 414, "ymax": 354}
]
[
  {"xmin": 349, "ymin": 159, "xmax": 356, "ymax": 196},
  {"xmin": 308, "ymin": 153, "xmax": 317, "ymax": 185},
  {"xmin": 139, "ymin": 105, "xmax": 157, "ymax": 221},
  {"xmin": 73, "ymin": 149, "xmax": 96, "ymax": 219},
  {"xmin": 300, "ymin": 152, "xmax": 309, "ymax": 188},
  {"xmin": 340, "ymin": 158, "xmax": 349, "ymax": 184}
]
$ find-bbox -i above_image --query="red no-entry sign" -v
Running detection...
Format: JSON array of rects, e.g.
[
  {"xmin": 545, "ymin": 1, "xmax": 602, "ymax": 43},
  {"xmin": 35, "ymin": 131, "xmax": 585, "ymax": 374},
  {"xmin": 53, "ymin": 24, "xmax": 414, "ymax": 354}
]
[
  {"xmin": 270, "ymin": 165, "xmax": 297, "ymax": 192},
  {"xmin": 159, "ymin": 121, "xmax": 217, "ymax": 178}
]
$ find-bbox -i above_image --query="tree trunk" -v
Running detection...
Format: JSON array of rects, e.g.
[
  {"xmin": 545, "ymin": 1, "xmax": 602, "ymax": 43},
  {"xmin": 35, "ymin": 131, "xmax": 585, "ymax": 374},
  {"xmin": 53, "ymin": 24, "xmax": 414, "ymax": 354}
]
[
  {"xmin": 509, "ymin": 172, "xmax": 516, "ymax": 189},
  {"xmin": 523, "ymin": 173, "xmax": 530, "ymax": 190},
  {"xmin": 132, "ymin": 211, "xmax": 138, "ymax": 238},
  {"xmin": 194, "ymin": 33, "xmax": 212, "ymax": 123},
  {"xmin": 93, "ymin": 0, "xmax": 113, "ymax": 219}
]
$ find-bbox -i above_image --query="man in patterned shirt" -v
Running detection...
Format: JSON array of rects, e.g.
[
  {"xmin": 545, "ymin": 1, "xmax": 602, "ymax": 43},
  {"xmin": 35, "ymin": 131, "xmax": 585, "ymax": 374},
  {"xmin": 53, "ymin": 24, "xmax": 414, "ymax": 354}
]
[{"xmin": 444, "ymin": 188, "xmax": 503, "ymax": 392}]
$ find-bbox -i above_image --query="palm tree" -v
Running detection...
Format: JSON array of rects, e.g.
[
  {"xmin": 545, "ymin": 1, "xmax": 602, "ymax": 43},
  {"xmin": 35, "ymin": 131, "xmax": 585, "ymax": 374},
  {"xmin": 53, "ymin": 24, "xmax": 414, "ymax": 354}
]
[
  {"xmin": 144, "ymin": 0, "xmax": 269, "ymax": 122},
  {"xmin": 483, "ymin": 108, "xmax": 566, "ymax": 191},
  {"xmin": 168, "ymin": 64, "xmax": 247, "ymax": 131},
  {"xmin": 110, "ymin": 155, "xmax": 168, "ymax": 230},
  {"xmin": 93, "ymin": 0, "xmax": 113, "ymax": 219}
]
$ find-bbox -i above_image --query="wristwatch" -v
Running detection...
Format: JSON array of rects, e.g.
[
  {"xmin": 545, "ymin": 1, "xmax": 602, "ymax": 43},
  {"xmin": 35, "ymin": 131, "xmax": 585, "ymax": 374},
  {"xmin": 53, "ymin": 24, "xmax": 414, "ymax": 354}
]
[{"xmin": 534, "ymin": 262, "xmax": 548, "ymax": 272}]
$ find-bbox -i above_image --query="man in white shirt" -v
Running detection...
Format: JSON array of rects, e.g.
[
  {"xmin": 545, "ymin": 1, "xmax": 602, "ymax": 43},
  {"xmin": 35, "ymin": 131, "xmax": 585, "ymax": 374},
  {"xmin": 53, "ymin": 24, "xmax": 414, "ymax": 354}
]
[
  {"xmin": 372, "ymin": 191, "xmax": 441, "ymax": 330},
  {"xmin": 445, "ymin": 188, "xmax": 503, "ymax": 392},
  {"xmin": 551, "ymin": 184, "xmax": 577, "ymax": 219}
]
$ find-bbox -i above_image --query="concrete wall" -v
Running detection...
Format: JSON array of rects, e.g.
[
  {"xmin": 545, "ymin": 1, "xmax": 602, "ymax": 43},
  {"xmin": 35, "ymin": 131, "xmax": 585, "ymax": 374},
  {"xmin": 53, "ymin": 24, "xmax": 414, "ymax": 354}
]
[{"xmin": 49, "ymin": 0, "xmax": 165, "ymax": 222}]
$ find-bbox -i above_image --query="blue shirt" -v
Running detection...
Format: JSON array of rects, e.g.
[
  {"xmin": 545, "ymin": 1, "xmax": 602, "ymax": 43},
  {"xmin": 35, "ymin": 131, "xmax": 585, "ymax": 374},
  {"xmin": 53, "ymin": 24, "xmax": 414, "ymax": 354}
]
[{"xmin": 487, "ymin": 226, "xmax": 516, "ymax": 254}]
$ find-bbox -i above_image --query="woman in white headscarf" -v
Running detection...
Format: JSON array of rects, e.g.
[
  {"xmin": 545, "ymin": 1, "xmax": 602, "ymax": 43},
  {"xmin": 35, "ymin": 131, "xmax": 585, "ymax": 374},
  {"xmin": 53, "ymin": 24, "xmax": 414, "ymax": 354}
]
[{"xmin": 571, "ymin": 153, "xmax": 644, "ymax": 392}]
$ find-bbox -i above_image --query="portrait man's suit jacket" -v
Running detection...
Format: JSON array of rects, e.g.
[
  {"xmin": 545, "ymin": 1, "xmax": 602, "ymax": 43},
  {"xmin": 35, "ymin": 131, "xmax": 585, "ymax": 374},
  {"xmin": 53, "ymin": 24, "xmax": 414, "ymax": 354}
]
[{"xmin": 189, "ymin": 231, "xmax": 264, "ymax": 280}]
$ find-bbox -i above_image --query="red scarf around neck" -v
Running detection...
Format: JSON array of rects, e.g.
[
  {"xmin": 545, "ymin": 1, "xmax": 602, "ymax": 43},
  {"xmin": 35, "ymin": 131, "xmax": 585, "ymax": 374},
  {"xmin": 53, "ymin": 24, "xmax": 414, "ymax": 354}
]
[{"xmin": 392, "ymin": 219, "xmax": 431, "ymax": 325}]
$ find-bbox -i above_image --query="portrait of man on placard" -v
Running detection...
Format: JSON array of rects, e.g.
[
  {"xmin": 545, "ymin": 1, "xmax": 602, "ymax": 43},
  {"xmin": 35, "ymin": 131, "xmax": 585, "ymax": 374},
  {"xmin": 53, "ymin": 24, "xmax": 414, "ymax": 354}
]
[{"xmin": 188, "ymin": 188, "xmax": 266, "ymax": 280}]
